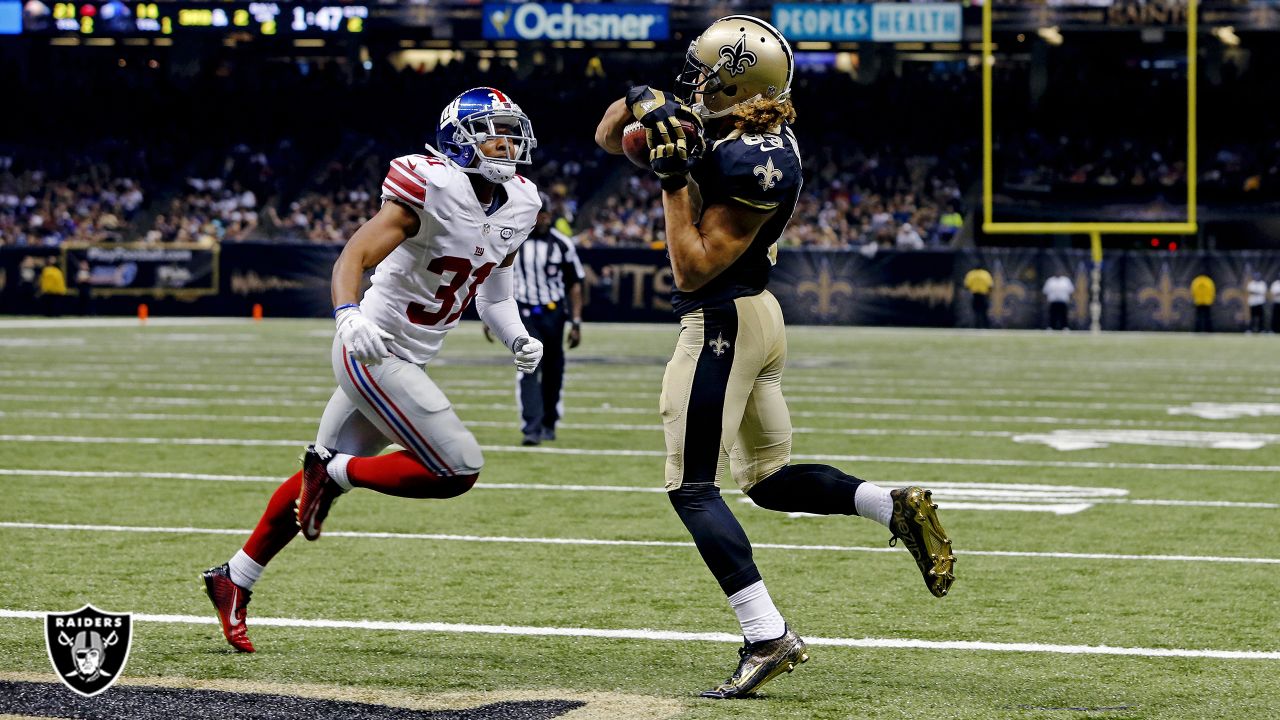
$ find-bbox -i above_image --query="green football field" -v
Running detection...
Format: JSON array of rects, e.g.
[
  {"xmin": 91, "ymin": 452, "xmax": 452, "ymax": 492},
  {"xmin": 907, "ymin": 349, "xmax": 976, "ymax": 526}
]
[{"xmin": 0, "ymin": 318, "xmax": 1277, "ymax": 719}]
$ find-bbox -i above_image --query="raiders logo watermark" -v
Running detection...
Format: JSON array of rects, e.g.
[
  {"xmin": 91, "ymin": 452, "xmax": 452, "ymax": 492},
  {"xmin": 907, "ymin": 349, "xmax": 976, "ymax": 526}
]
[{"xmin": 44, "ymin": 605, "xmax": 132, "ymax": 697}]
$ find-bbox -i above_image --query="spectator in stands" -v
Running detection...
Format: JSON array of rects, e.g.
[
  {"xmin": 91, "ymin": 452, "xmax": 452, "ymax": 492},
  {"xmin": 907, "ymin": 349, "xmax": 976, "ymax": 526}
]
[
  {"xmin": 1247, "ymin": 272, "xmax": 1267, "ymax": 333},
  {"xmin": 1191, "ymin": 274, "xmax": 1215, "ymax": 333},
  {"xmin": 964, "ymin": 265, "xmax": 994, "ymax": 329},
  {"xmin": 1043, "ymin": 273, "xmax": 1075, "ymax": 331},
  {"xmin": 895, "ymin": 222, "xmax": 924, "ymax": 250}
]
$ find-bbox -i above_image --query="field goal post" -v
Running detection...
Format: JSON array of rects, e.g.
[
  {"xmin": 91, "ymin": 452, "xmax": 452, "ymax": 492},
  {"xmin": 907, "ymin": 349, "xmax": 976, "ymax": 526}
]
[{"xmin": 981, "ymin": 0, "xmax": 1199, "ymax": 332}]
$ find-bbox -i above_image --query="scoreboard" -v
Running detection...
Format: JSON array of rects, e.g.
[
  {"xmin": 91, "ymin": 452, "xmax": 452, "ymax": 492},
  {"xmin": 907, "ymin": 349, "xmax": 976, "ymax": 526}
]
[{"xmin": 23, "ymin": 2, "xmax": 369, "ymax": 35}]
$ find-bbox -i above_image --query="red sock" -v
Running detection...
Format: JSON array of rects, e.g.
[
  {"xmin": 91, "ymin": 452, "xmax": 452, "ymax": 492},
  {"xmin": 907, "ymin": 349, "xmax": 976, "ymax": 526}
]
[
  {"xmin": 242, "ymin": 471, "xmax": 302, "ymax": 565},
  {"xmin": 346, "ymin": 450, "xmax": 477, "ymax": 499}
]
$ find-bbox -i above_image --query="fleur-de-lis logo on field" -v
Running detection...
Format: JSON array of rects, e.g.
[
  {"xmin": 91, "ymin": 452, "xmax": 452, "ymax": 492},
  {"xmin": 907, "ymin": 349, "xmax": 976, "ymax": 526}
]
[
  {"xmin": 754, "ymin": 156, "xmax": 782, "ymax": 191},
  {"xmin": 719, "ymin": 35, "xmax": 758, "ymax": 77},
  {"xmin": 709, "ymin": 332, "xmax": 731, "ymax": 357}
]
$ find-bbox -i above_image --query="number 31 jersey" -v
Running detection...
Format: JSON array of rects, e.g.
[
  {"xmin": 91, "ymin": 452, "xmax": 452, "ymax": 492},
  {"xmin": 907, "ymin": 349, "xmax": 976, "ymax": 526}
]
[{"xmin": 361, "ymin": 154, "xmax": 541, "ymax": 365}]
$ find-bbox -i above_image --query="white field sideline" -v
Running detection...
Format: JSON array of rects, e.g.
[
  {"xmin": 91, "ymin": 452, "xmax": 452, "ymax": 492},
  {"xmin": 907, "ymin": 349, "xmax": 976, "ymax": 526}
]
[
  {"xmin": 1, "ymin": 468, "xmax": 1275, "ymax": 510},
  {"xmin": 0, "ymin": 373, "xmax": 1263, "ymax": 404},
  {"xmin": 1, "ymin": 358, "xmax": 1272, "ymax": 391},
  {"xmin": 0, "ymin": 608, "xmax": 1275, "ymax": 661},
  {"xmin": 0, "ymin": 399, "xmax": 1239, "ymax": 431},
  {"xmin": 7, "ymin": 410, "xmax": 1280, "ymax": 446},
  {"xmin": 4, "ymin": 317, "xmax": 1278, "ymax": 373},
  {"xmin": 1, "ymin": 434, "xmax": 1277, "ymax": 473},
  {"xmin": 2, "ymin": 364, "xmax": 1275, "ymax": 394},
  {"xmin": 1, "ymin": 521, "xmax": 1276, "ymax": 566},
  {"xmin": 0, "ymin": 382, "xmax": 1206, "ymax": 411}
]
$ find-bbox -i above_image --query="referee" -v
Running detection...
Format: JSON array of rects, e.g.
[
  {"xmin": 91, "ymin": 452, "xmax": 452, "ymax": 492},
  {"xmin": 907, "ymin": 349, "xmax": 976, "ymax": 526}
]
[{"xmin": 508, "ymin": 195, "xmax": 585, "ymax": 445}]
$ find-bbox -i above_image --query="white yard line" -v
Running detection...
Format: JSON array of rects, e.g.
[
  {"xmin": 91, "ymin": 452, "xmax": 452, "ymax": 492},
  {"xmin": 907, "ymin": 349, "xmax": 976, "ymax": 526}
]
[
  {"xmin": 1, "ymin": 435, "xmax": 1276, "ymax": 473},
  {"xmin": 0, "ymin": 410, "xmax": 317, "ymax": 425},
  {"xmin": 2, "ymin": 373, "xmax": 1250, "ymax": 403},
  {"xmin": 0, "ymin": 521, "xmax": 1276, "ymax": 566},
  {"xmin": 0, "ymin": 393, "xmax": 328, "ymax": 408},
  {"xmin": 0, "ymin": 411, "xmax": 1018, "ymax": 441},
  {"xmin": 0, "ymin": 379, "xmax": 335, "ymax": 395},
  {"xmin": 0, "ymin": 410, "xmax": 1009, "ymax": 438},
  {"xmin": 0, "ymin": 382, "xmax": 1191, "ymax": 411},
  {"xmin": 0, "ymin": 318, "xmax": 253, "ymax": 329},
  {"xmin": 3, "ymin": 469, "xmax": 1274, "ymax": 510},
  {"xmin": 0, "ymin": 400, "xmax": 1234, "ymax": 430},
  {"xmin": 2, "ymin": 361, "xmax": 1272, "ymax": 393},
  {"xmin": 0, "ymin": 608, "xmax": 1275, "ymax": 661}
]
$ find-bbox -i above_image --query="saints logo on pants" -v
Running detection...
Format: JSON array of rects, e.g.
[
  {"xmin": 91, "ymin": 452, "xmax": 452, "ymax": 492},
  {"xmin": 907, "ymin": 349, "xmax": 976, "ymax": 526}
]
[{"xmin": 44, "ymin": 605, "xmax": 132, "ymax": 697}]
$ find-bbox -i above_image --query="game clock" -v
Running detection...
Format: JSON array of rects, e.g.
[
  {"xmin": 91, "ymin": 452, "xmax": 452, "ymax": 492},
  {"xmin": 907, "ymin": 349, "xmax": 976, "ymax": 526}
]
[{"xmin": 25, "ymin": 2, "xmax": 368, "ymax": 35}]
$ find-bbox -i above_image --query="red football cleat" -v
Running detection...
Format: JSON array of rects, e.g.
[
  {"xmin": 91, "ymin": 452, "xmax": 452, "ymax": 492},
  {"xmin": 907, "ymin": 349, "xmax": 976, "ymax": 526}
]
[
  {"xmin": 201, "ymin": 563, "xmax": 255, "ymax": 653},
  {"xmin": 297, "ymin": 444, "xmax": 342, "ymax": 541}
]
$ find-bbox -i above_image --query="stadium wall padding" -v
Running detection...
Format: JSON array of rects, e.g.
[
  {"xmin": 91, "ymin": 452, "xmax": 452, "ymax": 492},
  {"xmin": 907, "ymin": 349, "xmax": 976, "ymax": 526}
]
[{"xmin": 3, "ymin": 244, "xmax": 1279, "ymax": 332}]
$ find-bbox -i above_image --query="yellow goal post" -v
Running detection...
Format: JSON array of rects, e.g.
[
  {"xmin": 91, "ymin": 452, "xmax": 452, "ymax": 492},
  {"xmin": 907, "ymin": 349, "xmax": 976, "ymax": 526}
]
[{"xmin": 980, "ymin": 0, "xmax": 1200, "ymax": 331}]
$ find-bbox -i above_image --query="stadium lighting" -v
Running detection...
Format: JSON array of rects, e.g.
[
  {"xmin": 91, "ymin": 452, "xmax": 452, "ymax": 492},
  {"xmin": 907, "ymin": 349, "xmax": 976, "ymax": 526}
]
[
  {"xmin": 1213, "ymin": 26, "xmax": 1240, "ymax": 46},
  {"xmin": 1037, "ymin": 26, "xmax": 1064, "ymax": 46}
]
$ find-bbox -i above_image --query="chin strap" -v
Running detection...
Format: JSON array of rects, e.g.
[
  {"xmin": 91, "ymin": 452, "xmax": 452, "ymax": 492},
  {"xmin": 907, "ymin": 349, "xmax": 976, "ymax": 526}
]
[
  {"xmin": 695, "ymin": 87, "xmax": 792, "ymax": 121},
  {"xmin": 422, "ymin": 143, "xmax": 514, "ymax": 182}
]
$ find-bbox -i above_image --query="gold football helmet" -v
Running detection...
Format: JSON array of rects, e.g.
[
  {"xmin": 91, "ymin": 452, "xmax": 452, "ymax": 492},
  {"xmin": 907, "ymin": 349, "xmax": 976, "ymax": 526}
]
[{"xmin": 674, "ymin": 15, "xmax": 794, "ymax": 120}]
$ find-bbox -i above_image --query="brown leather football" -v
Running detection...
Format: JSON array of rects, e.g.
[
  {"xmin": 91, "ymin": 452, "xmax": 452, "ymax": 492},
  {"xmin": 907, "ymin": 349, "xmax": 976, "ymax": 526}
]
[{"xmin": 621, "ymin": 120, "xmax": 701, "ymax": 170}]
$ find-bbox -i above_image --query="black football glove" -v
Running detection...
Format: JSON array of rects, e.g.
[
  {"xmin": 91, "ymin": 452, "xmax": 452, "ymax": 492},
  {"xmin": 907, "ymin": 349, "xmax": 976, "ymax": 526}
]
[{"xmin": 625, "ymin": 86, "xmax": 704, "ymax": 188}]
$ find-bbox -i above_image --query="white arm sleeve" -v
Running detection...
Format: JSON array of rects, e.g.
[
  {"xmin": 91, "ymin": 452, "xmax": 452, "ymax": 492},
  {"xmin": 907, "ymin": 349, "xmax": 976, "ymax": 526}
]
[{"xmin": 475, "ymin": 265, "xmax": 528, "ymax": 352}]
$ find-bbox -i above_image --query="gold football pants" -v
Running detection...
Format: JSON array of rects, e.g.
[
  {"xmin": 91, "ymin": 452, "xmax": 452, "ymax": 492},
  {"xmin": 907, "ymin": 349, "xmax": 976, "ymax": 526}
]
[{"xmin": 661, "ymin": 290, "xmax": 792, "ymax": 492}]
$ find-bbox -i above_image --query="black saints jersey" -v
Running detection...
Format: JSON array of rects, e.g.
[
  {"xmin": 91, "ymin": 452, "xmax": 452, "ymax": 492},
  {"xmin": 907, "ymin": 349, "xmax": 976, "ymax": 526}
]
[{"xmin": 671, "ymin": 124, "xmax": 803, "ymax": 316}]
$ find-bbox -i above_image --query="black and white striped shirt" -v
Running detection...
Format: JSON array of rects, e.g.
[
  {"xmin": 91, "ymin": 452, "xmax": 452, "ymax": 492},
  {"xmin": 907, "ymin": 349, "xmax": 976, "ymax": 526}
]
[{"xmin": 512, "ymin": 227, "xmax": 584, "ymax": 306}]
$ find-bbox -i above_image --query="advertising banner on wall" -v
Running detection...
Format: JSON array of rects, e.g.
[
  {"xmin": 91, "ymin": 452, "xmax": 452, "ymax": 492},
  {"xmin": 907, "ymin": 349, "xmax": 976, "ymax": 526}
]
[
  {"xmin": 62, "ymin": 243, "xmax": 218, "ymax": 298},
  {"xmin": 772, "ymin": 3, "xmax": 962, "ymax": 42},
  {"xmin": 482, "ymin": 3, "xmax": 669, "ymax": 41}
]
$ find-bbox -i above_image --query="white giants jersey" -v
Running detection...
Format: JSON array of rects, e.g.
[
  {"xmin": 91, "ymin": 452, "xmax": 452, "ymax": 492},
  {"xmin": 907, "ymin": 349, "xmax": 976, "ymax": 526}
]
[{"xmin": 362, "ymin": 153, "xmax": 540, "ymax": 364}]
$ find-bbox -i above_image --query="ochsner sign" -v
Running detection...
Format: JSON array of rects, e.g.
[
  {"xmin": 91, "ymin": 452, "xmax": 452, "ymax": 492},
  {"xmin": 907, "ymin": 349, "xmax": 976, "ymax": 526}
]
[{"xmin": 483, "ymin": 3, "xmax": 670, "ymax": 41}]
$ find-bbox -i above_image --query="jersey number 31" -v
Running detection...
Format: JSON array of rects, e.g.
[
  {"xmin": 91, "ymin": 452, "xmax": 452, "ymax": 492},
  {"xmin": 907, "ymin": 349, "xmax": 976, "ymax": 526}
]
[{"xmin": 407, "ymin": 256, "xmax": 496, "ymax": 326}]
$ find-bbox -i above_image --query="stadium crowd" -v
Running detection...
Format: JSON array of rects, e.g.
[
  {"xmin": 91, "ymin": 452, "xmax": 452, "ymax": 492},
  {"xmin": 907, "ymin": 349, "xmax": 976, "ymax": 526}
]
[{"xmin": 4, "ymin": 41, "xmax": 1276, "ymax": 250}]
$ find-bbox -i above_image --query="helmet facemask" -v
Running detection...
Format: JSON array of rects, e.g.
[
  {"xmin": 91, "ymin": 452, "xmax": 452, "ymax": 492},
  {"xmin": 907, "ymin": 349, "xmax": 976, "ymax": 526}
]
[
  {"xmin": 430, "ymin": 88, "xmax": 538, "ymax": 184},
  {"xmin": 674, "ymin": 40, "xmax": 726, "ymax": 112},
  {"xmin": 452, "ymin": 110, "xmax": 536, "ymax": 183}
]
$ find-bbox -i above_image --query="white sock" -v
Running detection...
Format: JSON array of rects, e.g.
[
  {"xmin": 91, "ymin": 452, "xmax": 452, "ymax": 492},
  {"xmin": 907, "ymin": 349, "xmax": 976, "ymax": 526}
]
[
  {"xmin": 227, "ymin": 550, "xmax": 264, "ymax": 591},
  {"xmin": 854, "ymin": 482, "xmax": 893, "ymax": 529},
  {"xmin": 728, "ymin": 580, "xmax": 786, "ymax": 643},
  {"xmin": 327, "ymin": 453, "xmax": 354, "ymax": 492}
]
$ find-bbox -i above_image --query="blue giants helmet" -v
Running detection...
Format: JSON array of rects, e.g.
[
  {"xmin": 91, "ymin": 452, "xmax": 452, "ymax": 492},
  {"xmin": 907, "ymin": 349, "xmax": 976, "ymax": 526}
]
[{"xmin": 433, "ymin": 87, "xmax": 537, "ymax": 183}]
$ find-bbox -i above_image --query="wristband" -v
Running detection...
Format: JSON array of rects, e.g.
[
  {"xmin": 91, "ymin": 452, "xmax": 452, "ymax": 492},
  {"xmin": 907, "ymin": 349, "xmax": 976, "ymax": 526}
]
[
  {"xmin": 333, "ymin": 303, "xmax": 359, "ymax": 318},
  {"xmin": 659, "ymin": 174, "xmax": 689, "ymax": 192}
]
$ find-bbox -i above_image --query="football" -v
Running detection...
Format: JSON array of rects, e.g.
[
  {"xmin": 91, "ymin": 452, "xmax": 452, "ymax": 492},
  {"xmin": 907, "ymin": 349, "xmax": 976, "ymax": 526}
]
[{"xmin": 621, "ymin": 119, "xmax": 702, "ymax": 169}]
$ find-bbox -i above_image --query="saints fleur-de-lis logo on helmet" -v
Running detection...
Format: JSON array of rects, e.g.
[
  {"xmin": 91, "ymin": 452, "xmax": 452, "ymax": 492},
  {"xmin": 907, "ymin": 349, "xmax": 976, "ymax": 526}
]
[
  {"xmin": 754, "ymin": 156, "xmax": 783, "ymax": 191},
  {"xmin": 719, "ymin": 34, "xmax": 758, "ymax": 77}
]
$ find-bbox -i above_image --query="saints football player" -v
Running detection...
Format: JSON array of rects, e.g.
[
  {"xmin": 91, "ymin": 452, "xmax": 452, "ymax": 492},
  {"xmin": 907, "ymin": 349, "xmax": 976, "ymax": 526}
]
[{"xmin": 595, "ymin": 16, "xmax": 956, "ymax": 699}]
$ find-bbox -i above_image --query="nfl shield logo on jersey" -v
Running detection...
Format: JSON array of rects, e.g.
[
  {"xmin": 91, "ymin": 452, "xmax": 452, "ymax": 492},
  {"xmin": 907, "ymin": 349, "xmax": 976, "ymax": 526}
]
[{"xmin": 45, "ymin": 605, "xmax": 132, "ymax": 697}]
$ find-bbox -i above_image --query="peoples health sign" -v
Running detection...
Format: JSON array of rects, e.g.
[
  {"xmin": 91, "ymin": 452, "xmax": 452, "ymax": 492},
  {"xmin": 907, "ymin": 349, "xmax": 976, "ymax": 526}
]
[
  {"xmin": 773, "ymin": 3, "xmax": 962, "ymax": 42},
  {"xmin": 483, "ymin": 3, "xmax": 669, "ymax": 41}
]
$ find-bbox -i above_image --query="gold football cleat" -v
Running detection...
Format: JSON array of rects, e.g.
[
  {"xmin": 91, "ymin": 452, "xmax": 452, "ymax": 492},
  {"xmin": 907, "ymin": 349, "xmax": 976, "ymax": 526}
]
[
  {"xmin": 890, "ymin": 486, "xmax": 956, "ymax": 597},
  {"xmin": 700, "ymin": 628, "xmax": 809, "ymax": 699}
]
